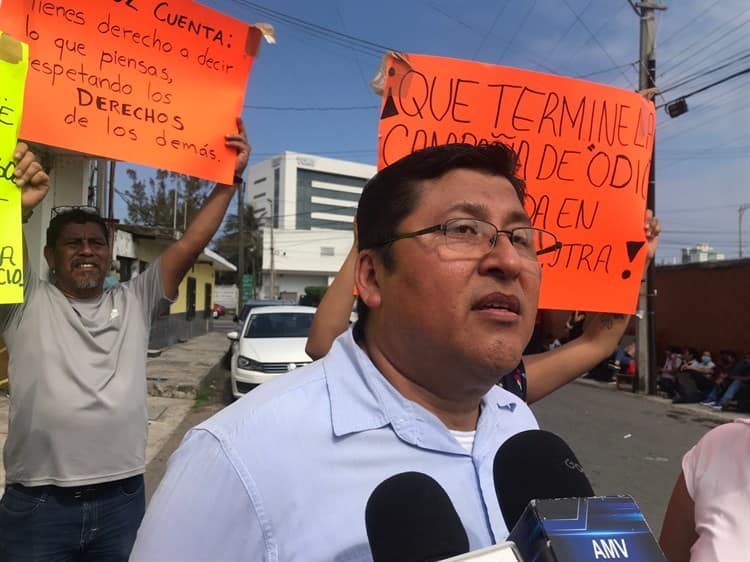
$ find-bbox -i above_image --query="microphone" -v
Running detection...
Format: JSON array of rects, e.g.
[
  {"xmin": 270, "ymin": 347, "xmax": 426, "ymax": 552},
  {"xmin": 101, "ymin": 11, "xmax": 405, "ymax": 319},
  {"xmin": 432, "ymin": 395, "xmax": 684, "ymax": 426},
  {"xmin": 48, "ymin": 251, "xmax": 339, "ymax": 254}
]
[
  {"xmin": 494, "ymin": 430, "xmax": 666, "ymax": 561},
  {"xmin": 493, "ymin": 429, "xmax": 594, "ymax": 531},
  {"xmin": 366, "ymin": 472, "xmax": 522, "ymax": 562},
  {"xmin": 365, "ymin": 472, "xmax": 470, "ymax": 562}
]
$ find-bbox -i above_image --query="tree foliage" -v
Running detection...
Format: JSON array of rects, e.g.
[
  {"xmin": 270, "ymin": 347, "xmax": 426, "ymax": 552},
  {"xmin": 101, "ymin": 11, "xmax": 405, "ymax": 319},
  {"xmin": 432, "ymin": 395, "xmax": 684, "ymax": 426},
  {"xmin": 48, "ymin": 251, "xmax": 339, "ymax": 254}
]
[
  {"xmin": 300, "ymin": 285, "xmax": 328, "ymax": 307},
  {"xmin": 212, "ymin": 204, "xmax": 263, "ymax": 285},
  {"xmin": 122, "ymin": 169, "xmax": 264, "ymax": 286},
  {"xmin": 122, "ymin": 169, "xmax": 212, "ymax": 228}
]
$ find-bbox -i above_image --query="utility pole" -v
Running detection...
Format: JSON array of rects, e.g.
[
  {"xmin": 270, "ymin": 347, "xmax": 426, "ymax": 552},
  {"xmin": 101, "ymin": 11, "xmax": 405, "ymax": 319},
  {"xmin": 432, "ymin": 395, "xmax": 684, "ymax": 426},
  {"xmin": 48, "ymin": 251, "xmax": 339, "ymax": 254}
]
[
  {"xmin": 96, "ymin": 159, "xmax": 108, "ymax": 216},
  {"xmin": 740, "ymin": 203, "xmax": 750, "ymax": 258},
  {"xmin": 632, "ymin": 0, "xmax": 666, "ymax": 395},
  {"xmin": 269, "ymin": 197, "xmax": 276, "ymax": 300},
  {"xmin": 237, "ymin": 181, "xmax": 246, "ymax": 312}
]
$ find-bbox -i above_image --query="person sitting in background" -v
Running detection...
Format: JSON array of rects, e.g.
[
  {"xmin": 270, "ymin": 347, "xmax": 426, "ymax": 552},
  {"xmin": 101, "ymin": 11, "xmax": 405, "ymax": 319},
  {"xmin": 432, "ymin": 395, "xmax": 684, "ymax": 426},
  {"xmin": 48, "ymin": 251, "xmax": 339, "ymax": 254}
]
[
  {"xmin": 611, "ymin": 341, "xmax": 636, "ymax": 374},
  {"xmin": 659, "ymin": 418, "xmax": 750, "ymax": 561},
  {"xmin": 701, "ymin": 350, "xmax": 750, "ymax": 411},
  {"xmin": 673, "ymin": 348, "xmax": 715, "ymax": 403},
  {"xmin": 657, "ymin": 346, "xmax": 683, "ymax": 398}
]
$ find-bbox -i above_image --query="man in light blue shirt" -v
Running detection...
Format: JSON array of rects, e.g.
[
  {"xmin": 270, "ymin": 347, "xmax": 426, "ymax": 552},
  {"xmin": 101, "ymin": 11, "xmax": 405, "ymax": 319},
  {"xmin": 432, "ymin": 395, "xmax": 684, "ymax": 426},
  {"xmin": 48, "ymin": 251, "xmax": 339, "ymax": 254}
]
[{"xmin": 132, "ymin": 143, "xmax": 560, "ymax": 561}]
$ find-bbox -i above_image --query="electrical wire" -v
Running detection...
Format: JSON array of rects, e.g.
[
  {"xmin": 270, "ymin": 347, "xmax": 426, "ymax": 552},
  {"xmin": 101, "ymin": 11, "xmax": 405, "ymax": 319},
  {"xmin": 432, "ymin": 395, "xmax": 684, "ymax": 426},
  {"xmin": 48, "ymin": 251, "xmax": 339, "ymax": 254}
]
[
  {"xmin": 244, "ymin": 104, "xmax": 378, "ymax": 111},
  {"xmin": 560, "ymin": 0, "xmax": 635, "ymax": 89},
  {"xmin": 659, "ymin": 50, "xmax": 750, "ymax": 95},
  {"xmin": 226, "ymin": 0, "xmax": 393, "ymax": 57},
  {"xmin": 497, "ymin": 0, "xmax": 538, "ymax": 63}
]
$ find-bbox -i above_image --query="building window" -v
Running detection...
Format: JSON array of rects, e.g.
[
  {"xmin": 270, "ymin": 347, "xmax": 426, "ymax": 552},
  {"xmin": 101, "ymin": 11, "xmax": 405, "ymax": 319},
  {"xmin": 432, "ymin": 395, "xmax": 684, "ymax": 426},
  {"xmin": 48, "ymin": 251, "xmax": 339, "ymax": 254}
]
[
  {"xmin": 273, "ymin": 168, "xmax": 280, "ymax": 228},
  {"xmin": 158, "ymin": 299, "xmax": 171, "ymax": 317},
  {"xmin": 204, "ymin": 283, "xmax": 212, "ymax": 319},
  {"xmin": 186, "ymin": 277, "xmax": 196, "ymax": 321}
]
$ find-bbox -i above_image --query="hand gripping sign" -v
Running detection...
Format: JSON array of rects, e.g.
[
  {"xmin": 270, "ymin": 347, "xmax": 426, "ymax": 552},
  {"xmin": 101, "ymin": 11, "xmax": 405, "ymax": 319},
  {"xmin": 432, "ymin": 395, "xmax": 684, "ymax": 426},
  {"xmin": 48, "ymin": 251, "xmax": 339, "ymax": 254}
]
[
  {"xmin": 0, "ymin": 0, "xmax": 274, "ymax": 184},
  {"xmin": 375, "ymin": 53, "xmax": 655, "ymax": 314},
  {"xmin": 0, "ymin": 32, "xmax": 28, "ymax": 304}
]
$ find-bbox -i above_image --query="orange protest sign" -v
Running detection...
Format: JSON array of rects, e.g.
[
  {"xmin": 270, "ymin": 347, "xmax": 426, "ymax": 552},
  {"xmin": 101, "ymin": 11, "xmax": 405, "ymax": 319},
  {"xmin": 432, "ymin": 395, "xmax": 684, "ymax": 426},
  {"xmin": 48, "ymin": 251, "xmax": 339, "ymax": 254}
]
[
  {"xmin": 0, "ymin": 0, "xmax": 266, "ymax": 184},
  {"xmin": 377, "ymin": 53, "xmax": 655, "ymax": 314}
]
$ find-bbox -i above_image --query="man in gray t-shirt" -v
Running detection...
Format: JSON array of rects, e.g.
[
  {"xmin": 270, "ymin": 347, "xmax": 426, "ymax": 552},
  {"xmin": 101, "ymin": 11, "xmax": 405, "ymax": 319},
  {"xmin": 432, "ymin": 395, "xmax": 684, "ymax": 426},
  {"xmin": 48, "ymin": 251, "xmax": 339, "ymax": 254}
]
[{"xmin": 0, "ymin": 124, "xmax": 250, "ymax": 562}]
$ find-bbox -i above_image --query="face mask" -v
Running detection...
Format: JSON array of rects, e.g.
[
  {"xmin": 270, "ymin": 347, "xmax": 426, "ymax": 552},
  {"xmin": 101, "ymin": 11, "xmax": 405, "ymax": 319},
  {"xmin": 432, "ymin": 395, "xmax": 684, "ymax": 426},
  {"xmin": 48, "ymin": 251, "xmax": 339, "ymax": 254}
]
[{"xmin": 701, "ymin": 355, "xmax": 711, "ymax": 364}]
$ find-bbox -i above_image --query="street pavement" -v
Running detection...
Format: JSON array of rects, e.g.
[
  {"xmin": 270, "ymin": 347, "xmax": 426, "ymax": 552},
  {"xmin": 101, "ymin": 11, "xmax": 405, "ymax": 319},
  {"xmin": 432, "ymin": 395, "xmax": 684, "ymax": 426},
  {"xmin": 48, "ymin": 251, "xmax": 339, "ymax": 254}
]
[{"xmin": 532, "ymin": 378, "xmax": 747, "ymax": 537}]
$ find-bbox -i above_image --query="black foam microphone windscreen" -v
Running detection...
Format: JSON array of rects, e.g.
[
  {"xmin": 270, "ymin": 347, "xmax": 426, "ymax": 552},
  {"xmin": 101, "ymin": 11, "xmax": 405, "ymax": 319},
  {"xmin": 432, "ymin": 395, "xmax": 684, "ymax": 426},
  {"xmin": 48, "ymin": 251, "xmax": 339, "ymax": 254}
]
[
  {"xmin": 493, "ymin": 429, "xmax": 595, "ymax": 530},
  {"xmin": 365, "ymin": 471, "xmax": 470, "ymax": 562}
]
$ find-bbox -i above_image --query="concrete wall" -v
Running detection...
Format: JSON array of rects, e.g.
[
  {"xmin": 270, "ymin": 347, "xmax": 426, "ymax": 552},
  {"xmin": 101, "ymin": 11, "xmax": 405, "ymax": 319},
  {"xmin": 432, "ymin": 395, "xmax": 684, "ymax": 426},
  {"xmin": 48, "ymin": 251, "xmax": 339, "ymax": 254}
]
[
  {"xmin": 259, "ymin": 228, "xmax": 353, "ymax": 300},
  {"xmin": 654, "ymin": 259, "xmax": 750, "ymax": 358}
]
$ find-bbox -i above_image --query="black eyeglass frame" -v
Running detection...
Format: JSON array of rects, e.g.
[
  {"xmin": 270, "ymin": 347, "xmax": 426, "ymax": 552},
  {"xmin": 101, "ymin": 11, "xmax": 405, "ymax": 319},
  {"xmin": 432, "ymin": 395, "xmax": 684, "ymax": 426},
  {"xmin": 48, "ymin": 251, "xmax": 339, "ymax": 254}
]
[{"xmin": 370, "ymin": 218, "xmax": 563, "ymax": 257}]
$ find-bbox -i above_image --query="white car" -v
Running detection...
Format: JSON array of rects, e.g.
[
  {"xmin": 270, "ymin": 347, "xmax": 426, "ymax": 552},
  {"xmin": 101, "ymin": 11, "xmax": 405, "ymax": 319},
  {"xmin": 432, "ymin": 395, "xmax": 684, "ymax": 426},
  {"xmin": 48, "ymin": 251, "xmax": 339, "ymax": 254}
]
[{"xmin": 227, "ymin": 305, "xmax": 316, "ymax": 398}]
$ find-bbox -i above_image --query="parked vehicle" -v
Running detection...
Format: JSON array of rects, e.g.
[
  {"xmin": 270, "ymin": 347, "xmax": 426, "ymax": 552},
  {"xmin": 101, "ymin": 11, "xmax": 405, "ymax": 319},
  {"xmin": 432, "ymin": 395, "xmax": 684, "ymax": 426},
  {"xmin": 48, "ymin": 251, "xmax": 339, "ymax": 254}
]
[
  {"xmin": 212, "ymin": 304, "xmax": 226, "ymax": 318},
  {"xmin": 226, "ymin": 305, "xmax": 316, "ymax": 398}
]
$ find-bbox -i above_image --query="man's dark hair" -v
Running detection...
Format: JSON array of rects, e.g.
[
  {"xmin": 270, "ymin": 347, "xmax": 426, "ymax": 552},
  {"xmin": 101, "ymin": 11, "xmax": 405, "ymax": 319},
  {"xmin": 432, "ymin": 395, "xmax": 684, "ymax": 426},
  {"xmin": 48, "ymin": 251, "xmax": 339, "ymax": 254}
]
[
  {"xmin": 354, "ymin": 143, "xmax": 527, "ymax": 339},
  {"xmin": 46, "ymin": 210, "xmax": 109, "ymax": 248}
]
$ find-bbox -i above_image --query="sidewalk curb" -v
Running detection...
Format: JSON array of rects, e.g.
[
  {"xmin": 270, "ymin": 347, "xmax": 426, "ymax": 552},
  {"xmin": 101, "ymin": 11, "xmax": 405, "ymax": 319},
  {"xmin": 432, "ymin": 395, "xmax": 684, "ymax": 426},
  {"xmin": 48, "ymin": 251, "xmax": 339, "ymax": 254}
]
[
  {"xmin": 573, "ymin": 377, "xmax": 747, "ymax": 424},
  {"xmin": 145, "ymin": 331, "xmax": 229, "ymax": 400}
]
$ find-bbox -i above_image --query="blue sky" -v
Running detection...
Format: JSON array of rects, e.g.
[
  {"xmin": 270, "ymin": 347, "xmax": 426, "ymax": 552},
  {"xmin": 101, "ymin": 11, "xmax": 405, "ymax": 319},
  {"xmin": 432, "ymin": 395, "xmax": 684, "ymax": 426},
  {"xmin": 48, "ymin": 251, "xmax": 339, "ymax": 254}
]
[{"xmin": 116, "ymin": 0, "xmax": 750, "ymax": 262}]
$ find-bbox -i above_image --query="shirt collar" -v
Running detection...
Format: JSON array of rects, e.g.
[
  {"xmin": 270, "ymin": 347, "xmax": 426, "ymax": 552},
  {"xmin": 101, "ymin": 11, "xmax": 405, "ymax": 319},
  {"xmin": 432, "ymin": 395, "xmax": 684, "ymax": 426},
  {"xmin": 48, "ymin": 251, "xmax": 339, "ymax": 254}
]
[{"xmin": 324, "ymin": 329, "xmax": 527, "ymax": 456}]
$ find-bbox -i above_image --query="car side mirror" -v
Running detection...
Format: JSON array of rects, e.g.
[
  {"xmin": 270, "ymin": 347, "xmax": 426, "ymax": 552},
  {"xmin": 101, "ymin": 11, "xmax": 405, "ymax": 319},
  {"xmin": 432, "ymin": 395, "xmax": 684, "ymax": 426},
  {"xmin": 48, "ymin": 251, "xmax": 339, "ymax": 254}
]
[{"xmin": 227, "ymin": 331, "xmax": 239, "ymax": 341}]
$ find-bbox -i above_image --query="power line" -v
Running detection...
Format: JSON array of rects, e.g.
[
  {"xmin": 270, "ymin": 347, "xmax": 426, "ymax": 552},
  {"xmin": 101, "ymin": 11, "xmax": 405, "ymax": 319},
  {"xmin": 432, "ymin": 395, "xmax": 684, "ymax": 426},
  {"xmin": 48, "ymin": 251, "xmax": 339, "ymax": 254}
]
[
  {"xmin": 657, "ymin": 65, "xmax": 750, "ymax": 109},
  {"xmin": 472, "ymin": 0, "xmax": 510, "ymax": 59},
  {"xmin": 658, "ymin": 0, "xmax": 721, "ymax": 48},
  {"xmin": 574, "ymin": 61, "xmax": 637, "ymax": 79},
  {"xmin": 660, "ymin": 10, "xmax": 750, "ymax": 78},
  {"xmin": 659, "ymin": 50, "xmax": 750, "ymax": 95},
  {"xmin": 560, "ymin": 0, "xmax": 635, "ymax": 89},
  {"xmin": 226, "ymin": 0, "xmax": 393, "ymax": 57},
  {"xmin": 497, "ymin": 0, "xmax": 538, "ymax": 63},
  {"xmin": 244, "ymin": 104, "xmax": 378, "ymax": 111}
]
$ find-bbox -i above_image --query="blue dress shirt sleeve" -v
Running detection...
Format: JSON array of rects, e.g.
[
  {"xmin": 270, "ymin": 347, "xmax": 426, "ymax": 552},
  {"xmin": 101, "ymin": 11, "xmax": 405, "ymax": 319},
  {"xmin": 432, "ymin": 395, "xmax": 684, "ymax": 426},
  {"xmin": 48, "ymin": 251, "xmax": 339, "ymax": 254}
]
[{"xmin": 130, "ymin": 428, "xmax": 271, "ymax": 561}]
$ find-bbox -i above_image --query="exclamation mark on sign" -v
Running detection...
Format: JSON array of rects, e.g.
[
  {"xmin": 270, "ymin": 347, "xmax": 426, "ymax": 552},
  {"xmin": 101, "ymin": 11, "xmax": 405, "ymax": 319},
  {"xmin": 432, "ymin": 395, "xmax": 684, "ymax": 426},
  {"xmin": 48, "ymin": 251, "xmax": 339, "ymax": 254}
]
[{"xmin": 622, "ymin": 241, "xmax": 646, "ymax": 279}]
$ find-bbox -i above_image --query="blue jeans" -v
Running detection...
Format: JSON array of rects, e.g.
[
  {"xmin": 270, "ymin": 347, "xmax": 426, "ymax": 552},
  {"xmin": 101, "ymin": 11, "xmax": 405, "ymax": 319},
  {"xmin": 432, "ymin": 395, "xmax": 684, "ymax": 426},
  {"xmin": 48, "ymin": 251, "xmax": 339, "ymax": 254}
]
[
  {"xmin": 719, "ymin": 379, "xmax": 748, "ymax": 405},
  {"xmin": 0, "ymin": 475, "xmax": 145, "ymax": 562}
]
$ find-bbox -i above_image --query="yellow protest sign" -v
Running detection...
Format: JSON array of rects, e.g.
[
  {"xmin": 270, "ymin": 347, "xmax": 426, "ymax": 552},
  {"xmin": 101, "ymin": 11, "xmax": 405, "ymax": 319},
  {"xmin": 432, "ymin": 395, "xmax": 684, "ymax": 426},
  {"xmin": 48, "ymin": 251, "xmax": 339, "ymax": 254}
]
[{"xmin": 0, "ymin": 32, "xmax": 28, "ymax": 304}]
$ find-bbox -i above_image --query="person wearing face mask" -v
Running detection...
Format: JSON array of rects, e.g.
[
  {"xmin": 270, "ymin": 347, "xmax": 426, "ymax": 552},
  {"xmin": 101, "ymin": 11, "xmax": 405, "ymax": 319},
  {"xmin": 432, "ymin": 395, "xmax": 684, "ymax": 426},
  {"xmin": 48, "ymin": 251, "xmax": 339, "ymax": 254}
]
[{"xmin": 673, "ymin": 348, "xmax": 716, "ymax": 403}]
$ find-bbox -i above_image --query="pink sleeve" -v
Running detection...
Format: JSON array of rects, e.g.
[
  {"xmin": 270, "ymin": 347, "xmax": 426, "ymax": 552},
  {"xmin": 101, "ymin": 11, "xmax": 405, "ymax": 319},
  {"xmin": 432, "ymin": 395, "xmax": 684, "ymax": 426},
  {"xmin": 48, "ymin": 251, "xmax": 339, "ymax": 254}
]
[{"xmin": 681, "ymin": 442, "xmax": 699, "ymax": 501}]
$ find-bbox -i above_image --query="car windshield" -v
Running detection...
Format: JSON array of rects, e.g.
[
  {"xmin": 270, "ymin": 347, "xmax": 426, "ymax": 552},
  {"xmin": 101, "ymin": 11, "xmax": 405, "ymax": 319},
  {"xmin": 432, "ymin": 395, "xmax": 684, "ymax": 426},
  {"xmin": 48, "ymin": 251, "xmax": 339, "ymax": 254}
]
[
  {"xmin": 238, "ymin": 301, "xmax": 295, "ymax": 323},
  {"xmin": 244, "ymin": 312, "xmax": 314, "ymax": 339}
]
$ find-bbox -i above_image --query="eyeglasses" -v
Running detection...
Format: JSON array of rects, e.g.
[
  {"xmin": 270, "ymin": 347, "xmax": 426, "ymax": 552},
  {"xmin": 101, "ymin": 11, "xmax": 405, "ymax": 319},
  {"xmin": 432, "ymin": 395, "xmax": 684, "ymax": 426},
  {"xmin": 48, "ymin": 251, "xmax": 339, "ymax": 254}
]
[
  {"xmin": 51, "ymin": 205, "xmax": 101, "ymax": 219},
  {"xmin": 373, "ymin": 218, "xmax": 562, "ymax": 263}
]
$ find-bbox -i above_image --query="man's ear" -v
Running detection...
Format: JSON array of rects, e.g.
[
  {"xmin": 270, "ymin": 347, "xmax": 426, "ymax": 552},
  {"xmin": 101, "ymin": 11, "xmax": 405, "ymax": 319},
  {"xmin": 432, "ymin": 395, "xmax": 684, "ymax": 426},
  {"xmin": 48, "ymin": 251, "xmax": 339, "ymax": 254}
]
[
  {"xmin": 43, "ymin": 246, "xmax": 55, "ymax": 271},
  {"xmin": 355, "ymin": 250, "xmax": 383, "ymax": 310}
]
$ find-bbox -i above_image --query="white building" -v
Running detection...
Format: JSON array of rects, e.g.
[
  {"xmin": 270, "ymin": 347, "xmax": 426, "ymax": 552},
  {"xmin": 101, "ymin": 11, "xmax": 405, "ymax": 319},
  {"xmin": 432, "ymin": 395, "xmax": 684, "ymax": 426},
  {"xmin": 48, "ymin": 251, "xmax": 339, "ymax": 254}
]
[
  {"xmin": 681, "ymin": 242, "xmax": 726, "ymax": 264},
  {"xmin": 244, "ymin": 151, "xmax": 376, "ymax": 301}
]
